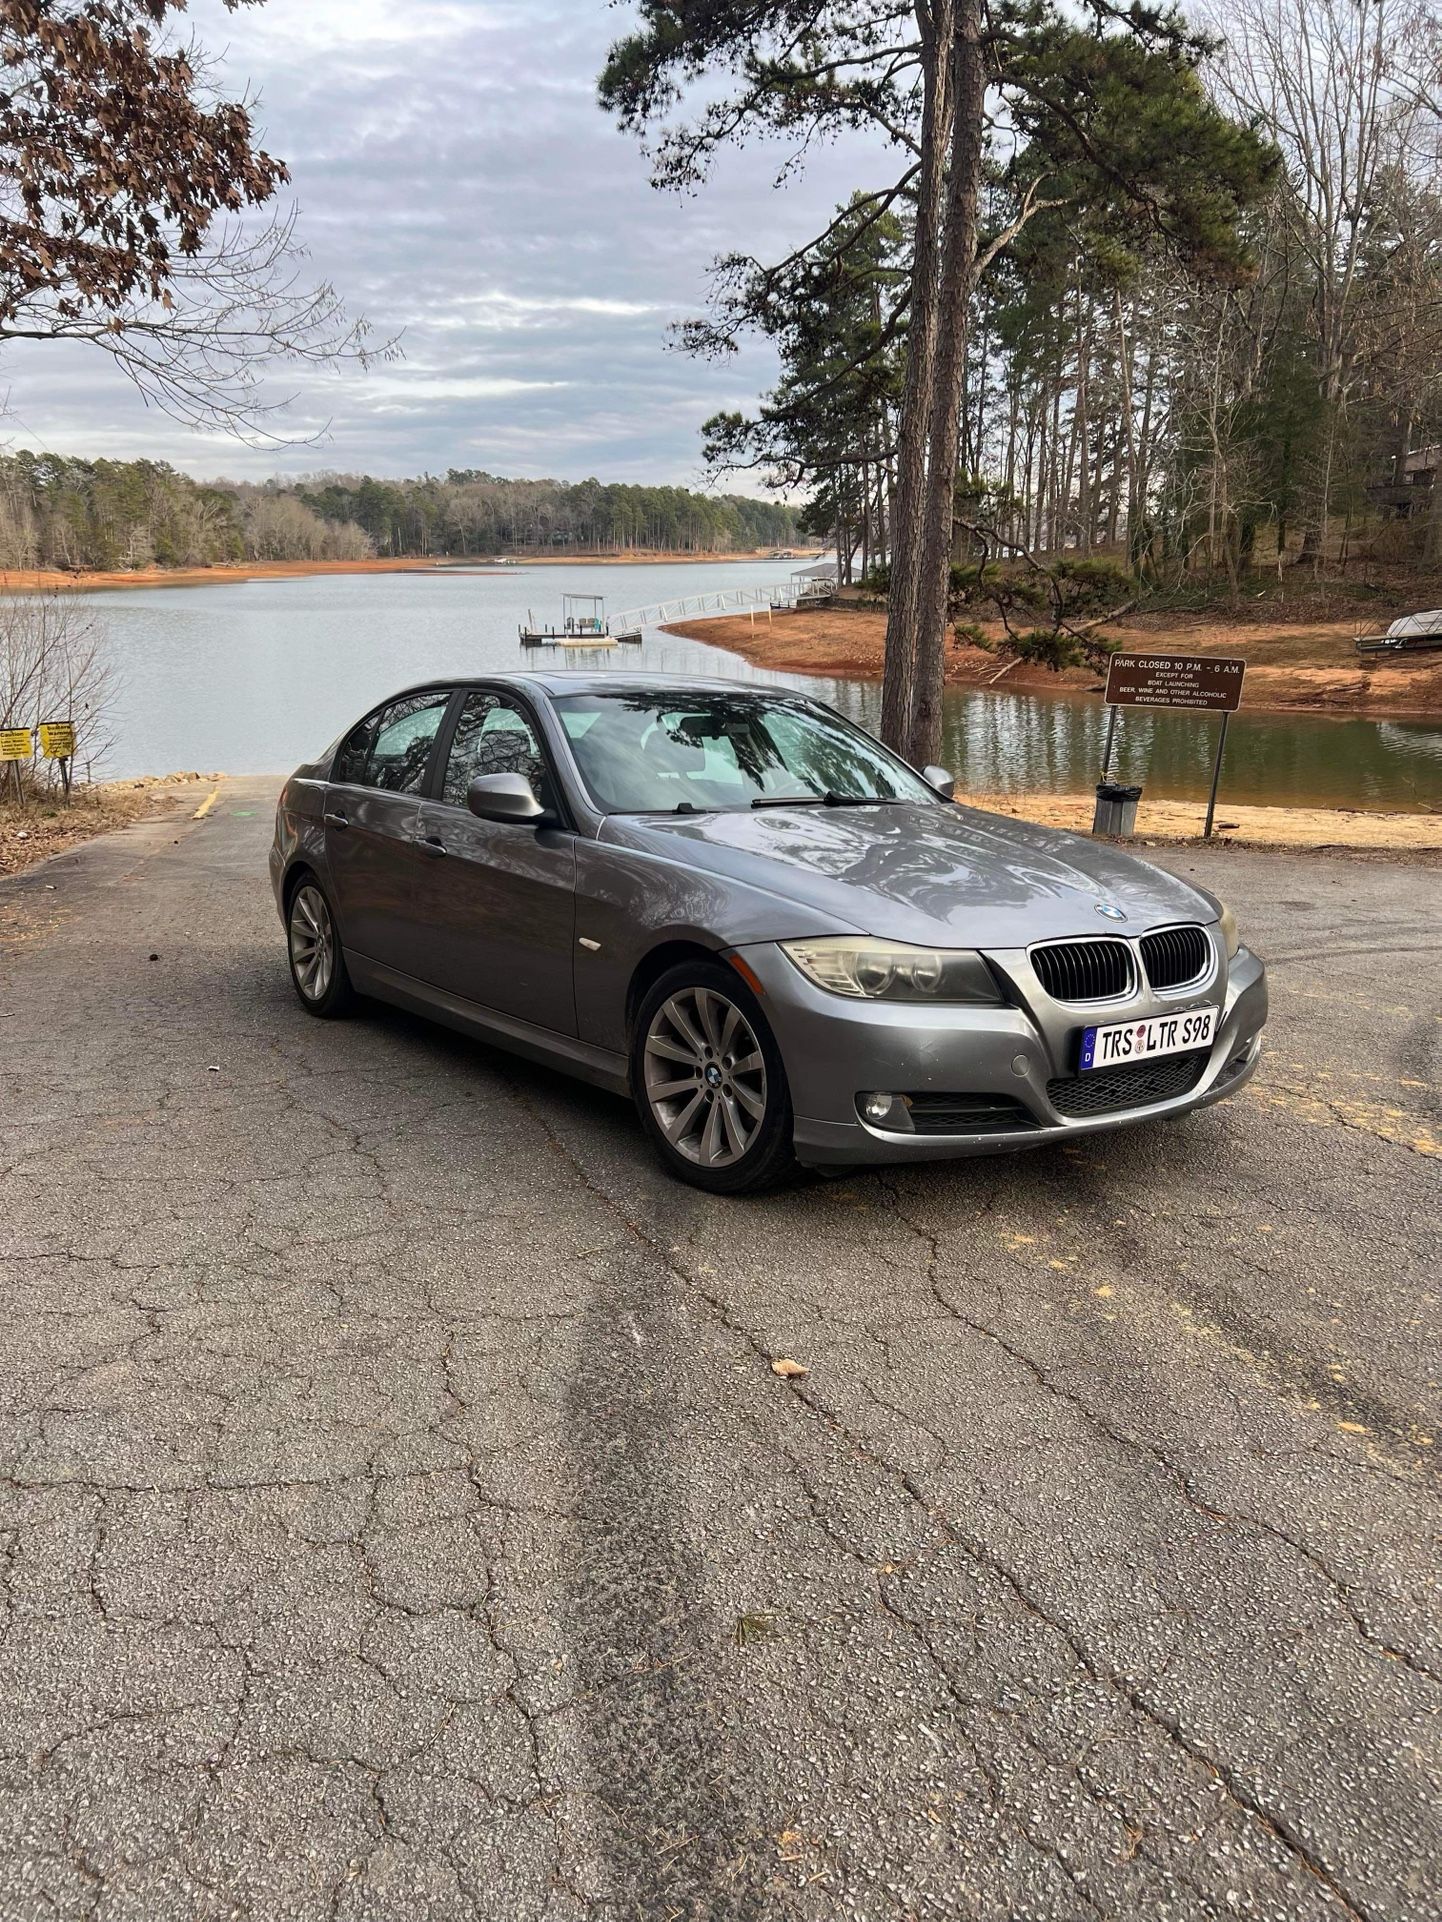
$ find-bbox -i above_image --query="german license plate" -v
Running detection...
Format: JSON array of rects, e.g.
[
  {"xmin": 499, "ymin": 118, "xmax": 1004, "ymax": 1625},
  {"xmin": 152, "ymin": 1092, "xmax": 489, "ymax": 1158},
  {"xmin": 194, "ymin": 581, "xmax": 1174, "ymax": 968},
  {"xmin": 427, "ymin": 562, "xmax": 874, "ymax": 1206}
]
[{"xmin": 1080, "ymin": 1007, "xmax": 1217, "ymax": 1072}]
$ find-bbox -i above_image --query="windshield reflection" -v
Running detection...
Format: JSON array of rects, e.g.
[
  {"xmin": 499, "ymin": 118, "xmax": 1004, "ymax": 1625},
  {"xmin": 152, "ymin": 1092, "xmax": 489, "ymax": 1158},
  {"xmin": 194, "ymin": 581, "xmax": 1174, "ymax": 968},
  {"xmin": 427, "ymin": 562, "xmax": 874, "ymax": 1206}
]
[{"xmin": 553, "ymin": 690, "xmax": 938, "ymax": 815}]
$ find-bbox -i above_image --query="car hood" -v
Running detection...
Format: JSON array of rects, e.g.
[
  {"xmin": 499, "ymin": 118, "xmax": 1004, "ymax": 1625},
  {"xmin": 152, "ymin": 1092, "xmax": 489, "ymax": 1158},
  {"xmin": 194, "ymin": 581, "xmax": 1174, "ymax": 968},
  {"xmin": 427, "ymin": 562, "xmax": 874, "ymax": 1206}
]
[{"xmin": 601, "ymin": 801, "xmax": 1214, "ymax": 948}]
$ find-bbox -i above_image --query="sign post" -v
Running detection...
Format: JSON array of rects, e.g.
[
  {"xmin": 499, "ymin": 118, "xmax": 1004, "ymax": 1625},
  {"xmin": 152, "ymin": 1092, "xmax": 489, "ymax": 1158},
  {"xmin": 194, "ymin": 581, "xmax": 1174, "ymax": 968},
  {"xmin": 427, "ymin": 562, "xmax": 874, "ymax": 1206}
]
[
  {"xmin": 38, "ymin": 720, "xmax": 77, "ymax": 802},
  {"xmin": 0, "ymin": 725, "xmax": 31, "ymax": 806},
  {"xmin": 1101, "ymin": 654, "xmax": 1247, "ymax": 840},
  {"xmin": 1203, "ymin": 712, "xmax": 1232, "ymax": 841}
]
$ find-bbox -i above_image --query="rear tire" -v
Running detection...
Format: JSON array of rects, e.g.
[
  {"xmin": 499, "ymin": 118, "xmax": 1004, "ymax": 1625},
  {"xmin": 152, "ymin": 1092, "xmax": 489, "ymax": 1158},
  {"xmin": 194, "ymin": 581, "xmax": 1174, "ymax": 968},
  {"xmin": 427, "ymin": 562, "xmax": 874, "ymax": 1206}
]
[
  {"xmin": 286, "ymin": 875, "xmax": 356, "ymax": 1019},
  {"xmin": 631, "ymin": 960, "xmax": 796, "ymax": 1195}
]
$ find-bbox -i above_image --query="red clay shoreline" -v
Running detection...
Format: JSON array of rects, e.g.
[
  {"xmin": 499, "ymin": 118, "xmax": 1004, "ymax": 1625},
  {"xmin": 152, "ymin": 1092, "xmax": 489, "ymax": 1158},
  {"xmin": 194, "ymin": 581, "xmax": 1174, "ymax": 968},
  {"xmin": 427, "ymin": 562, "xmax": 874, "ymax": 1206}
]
[
  {"xmin": 0, "ymin": 550, "xmax": 814, "ymax": 595},
  {"xmin": 662, "ymin": 603, "xmax": 1442, "ymax": 721}
]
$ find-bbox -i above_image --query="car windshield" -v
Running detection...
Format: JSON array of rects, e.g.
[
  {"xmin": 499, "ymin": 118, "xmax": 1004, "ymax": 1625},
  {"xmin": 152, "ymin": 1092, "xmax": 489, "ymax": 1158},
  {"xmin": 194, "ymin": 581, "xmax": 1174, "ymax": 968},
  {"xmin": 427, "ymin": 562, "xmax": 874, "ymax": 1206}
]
[{"xmin": 552, "ymin": 691, "xmax": 939, "ymax": 815}]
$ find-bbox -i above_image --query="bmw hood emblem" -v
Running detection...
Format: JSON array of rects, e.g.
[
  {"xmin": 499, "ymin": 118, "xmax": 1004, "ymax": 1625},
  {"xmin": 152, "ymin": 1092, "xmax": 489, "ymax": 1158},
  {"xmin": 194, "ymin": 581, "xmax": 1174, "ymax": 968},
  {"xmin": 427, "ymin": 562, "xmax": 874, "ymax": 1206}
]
[{"xmin": 1095, "ymin": 902, "xmax": 1128, "ymax": 922}]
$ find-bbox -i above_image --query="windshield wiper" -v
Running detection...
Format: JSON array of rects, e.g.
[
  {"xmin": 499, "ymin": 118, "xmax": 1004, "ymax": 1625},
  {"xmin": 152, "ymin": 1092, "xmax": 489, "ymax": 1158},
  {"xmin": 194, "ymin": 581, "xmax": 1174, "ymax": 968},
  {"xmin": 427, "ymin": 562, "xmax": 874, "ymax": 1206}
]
[{"xmin": 751, "ymin": 791, "xmax": 899, "ymax": 809}]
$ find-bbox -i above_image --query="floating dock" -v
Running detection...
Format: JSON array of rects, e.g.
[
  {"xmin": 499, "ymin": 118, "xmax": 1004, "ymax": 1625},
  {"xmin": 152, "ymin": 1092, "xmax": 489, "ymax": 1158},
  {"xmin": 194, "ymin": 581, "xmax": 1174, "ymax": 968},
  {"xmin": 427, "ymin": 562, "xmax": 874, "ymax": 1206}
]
[{"xmin": 519, "ymin": 595, "xmax": 642, "ymax": 648}]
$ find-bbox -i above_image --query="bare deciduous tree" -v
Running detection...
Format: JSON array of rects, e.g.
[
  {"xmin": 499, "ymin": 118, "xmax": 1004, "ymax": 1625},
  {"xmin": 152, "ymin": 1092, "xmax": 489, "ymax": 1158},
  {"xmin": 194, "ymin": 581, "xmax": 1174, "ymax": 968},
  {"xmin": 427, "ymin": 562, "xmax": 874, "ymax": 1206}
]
[
  {"xmin": 0, "ymin": 0, "xmax": 389, "ymax": 442},
  {"xmin": 0, "ymin": 591, "xmax": 115, "ymax": 791},
  {"xmin": 1207, "ymin": 0, "xmax": 1431, "ymax": 563}
]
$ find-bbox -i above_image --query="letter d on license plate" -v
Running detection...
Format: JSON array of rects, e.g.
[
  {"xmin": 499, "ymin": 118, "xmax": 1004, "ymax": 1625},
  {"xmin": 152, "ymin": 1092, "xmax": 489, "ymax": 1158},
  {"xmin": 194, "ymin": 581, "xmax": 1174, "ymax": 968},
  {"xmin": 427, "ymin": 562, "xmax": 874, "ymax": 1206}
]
[{"xmin": 1080, "ymin": 1006, "xmax": 1218, "ymax": 1072}]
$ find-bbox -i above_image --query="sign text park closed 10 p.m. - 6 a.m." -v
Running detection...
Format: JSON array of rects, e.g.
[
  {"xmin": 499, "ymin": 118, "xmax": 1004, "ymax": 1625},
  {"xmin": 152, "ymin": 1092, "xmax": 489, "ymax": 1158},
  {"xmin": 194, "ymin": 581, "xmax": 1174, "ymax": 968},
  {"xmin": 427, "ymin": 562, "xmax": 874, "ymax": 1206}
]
[{"xmin": 1103, "ymin": 654, "xmax": 1247, "ymax": 713}]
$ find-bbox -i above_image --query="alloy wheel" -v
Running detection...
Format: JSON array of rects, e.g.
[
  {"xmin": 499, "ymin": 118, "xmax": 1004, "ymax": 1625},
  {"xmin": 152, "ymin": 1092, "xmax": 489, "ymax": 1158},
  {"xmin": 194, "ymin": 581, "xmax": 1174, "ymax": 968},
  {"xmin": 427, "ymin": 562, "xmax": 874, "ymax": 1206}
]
[
  {"xmin": 643, "ymin": 985, "xmax": 768, "ymax": 1168},
  {"xmin": 289, "ymin": 885, "xmax": 336, "ymax": 1003}
]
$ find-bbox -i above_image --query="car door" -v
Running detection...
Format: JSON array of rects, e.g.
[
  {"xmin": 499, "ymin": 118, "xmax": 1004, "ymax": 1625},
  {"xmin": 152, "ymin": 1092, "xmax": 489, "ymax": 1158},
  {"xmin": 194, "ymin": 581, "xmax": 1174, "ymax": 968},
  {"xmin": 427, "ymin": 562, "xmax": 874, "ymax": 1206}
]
[
  {"xmin": 410, "ymin": 688, "xmax": 578, "ymax": 1034},
  {"xmin": 325, "ymin": 688, "xmax": 453, "ymax": 971}
]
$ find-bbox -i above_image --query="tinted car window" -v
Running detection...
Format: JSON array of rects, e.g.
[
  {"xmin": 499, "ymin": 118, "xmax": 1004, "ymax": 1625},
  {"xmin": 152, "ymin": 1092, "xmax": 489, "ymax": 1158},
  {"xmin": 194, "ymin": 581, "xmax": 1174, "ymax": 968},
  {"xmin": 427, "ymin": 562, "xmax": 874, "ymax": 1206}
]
[
  {"xmin": 363, "ymin": 693, "xmax": 450, "ymax": 794},
  {"xmin": 331, "ymin": 713, "xmax": 375, "ymax": 787},
  {"xmin": 443, "ymin": 692, "xmax": 552, "ymax": 808}
]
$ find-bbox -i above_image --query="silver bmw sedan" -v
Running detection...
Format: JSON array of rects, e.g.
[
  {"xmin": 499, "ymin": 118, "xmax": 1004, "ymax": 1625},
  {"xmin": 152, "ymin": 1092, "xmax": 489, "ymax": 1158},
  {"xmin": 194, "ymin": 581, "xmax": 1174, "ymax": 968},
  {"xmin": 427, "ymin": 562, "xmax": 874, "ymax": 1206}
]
[{"xmin": 270, "ymin": 672, "xmax": 1268, "ymax": 1194}]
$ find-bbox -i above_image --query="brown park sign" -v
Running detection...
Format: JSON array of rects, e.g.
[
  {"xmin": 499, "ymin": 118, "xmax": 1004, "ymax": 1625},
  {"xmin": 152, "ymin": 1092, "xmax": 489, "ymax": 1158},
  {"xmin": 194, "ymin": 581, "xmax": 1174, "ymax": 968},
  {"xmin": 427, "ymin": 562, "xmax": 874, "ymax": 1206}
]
[{"xmin": 1104, "ymin": 653, "xmax": 1247, "ymax": 713}]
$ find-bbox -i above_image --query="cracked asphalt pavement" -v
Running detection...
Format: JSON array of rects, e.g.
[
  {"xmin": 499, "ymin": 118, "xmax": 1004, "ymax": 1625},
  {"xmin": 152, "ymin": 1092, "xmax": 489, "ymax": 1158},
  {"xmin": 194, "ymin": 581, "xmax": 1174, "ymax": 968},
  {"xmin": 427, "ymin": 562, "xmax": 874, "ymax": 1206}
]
[{"xmin": 0, "ymin": 777, "xmax": 1437, "ymax": 1922}]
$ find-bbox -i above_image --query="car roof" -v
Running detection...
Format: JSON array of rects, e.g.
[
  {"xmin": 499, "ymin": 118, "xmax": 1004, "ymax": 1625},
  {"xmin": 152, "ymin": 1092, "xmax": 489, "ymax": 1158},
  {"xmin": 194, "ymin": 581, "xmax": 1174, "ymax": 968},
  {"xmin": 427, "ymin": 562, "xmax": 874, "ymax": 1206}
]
[{"xmin": 377, "ymin": 669, "xmax": 805, "ymax": 702}]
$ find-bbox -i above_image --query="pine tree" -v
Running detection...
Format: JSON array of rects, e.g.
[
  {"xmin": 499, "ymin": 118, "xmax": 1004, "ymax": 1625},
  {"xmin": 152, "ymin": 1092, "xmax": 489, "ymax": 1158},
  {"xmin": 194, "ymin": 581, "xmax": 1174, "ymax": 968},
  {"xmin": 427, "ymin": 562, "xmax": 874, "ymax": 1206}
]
[{"xmin": 601, "ymin": 0, "xmax": 1275, "ymax": 762}]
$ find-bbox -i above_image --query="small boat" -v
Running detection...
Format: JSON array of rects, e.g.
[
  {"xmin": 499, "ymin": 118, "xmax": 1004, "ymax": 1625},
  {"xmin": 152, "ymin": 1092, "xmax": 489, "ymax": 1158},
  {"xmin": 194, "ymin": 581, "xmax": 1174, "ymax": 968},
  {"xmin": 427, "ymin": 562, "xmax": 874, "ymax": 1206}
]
[
  {"xmin": 519, "ymin": 595, "xmax": 643, "ymax": 648},
  {"xmin": 1355, "ymin": 610, "xmax": 1442, "ymax": 655}
]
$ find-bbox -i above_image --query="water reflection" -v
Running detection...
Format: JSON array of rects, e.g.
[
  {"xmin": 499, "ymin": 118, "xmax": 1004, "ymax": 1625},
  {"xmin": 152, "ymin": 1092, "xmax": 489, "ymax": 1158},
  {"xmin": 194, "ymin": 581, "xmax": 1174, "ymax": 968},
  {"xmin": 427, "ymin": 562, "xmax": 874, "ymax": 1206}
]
[
  {"xmin": 82, "ymin": 564, "xmax": 1441, "ymax": 812},
  {"xmin": 796, "ymin": 677, "xmax": 1442, "ymax": 811}
]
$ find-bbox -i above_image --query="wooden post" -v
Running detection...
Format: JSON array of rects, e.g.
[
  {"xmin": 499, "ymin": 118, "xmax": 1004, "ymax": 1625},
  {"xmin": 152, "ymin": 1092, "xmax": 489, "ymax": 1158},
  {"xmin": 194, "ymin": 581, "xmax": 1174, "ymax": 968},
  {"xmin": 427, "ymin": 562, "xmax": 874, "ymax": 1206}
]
[{"xmin": 1203, "ymin": 712, "xmax": 1231, "ymax": 839}]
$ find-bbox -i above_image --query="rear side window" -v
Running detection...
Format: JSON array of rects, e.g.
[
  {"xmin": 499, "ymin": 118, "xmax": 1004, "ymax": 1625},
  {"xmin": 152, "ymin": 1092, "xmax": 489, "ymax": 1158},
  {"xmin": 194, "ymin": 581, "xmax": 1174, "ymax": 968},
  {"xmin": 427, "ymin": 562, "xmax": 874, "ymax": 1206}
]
[
  {"xmin": 332, "ymin": 692, "xmax": 451, "ymax": 794},
  {"xmin": 331, "ymin": 714, "xmax": 375, "ymax": 787}
]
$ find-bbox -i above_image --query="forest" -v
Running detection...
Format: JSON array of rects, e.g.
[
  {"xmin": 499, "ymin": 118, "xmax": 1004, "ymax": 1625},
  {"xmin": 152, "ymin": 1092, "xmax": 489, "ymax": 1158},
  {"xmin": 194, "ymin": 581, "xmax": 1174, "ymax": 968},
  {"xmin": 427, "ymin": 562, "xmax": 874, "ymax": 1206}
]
[
  {"xmin": 670, "ymin": 0, "xmax": 1442, "ymax": 600},
  {"xmin": 0, "ymin": 457, "xmax": 800, "ymax": 573}
]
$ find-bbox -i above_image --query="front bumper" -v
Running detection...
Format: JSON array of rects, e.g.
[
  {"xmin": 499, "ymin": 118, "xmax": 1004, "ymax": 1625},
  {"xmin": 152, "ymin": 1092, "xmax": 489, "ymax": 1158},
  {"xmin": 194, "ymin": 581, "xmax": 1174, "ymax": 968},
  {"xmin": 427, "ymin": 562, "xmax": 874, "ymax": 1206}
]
[{"xmin": 733, "ymin": 936, "xmax": 1268, "ymax": 1168}]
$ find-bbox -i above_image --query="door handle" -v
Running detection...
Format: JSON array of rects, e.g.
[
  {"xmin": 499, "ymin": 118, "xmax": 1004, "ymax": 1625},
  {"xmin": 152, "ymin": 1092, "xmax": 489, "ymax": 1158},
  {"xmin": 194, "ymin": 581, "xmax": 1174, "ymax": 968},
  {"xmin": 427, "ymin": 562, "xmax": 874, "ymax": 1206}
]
[
  {"xmin": 323, "ymin": 811, "xmax": 349, "ymax": 829},
  {"xmin": 418, "ymin": 835, "xmax": 447, "ymax": 858}
]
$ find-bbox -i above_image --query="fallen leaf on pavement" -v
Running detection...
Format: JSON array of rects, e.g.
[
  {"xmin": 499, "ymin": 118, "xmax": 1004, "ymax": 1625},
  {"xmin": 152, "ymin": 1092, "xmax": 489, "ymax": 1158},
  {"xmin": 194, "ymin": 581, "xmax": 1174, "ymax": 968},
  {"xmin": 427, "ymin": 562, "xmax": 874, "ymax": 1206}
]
[
  {"xmin": 771, "ymin": 1358, "xmax": 808, "ymax": 1379},
  {"xmin": 735, "ymin": 1611, "xmax": 778, "ymax": 1648}
]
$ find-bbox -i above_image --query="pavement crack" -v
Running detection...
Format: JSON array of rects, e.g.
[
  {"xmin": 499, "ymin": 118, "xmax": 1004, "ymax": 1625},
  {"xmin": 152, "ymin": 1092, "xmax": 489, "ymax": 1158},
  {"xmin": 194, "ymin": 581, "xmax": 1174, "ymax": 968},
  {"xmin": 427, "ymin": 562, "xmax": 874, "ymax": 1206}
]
[{"xmin": 506, "ymin": 1089, "xmax": 1387, "ymax": 1922}]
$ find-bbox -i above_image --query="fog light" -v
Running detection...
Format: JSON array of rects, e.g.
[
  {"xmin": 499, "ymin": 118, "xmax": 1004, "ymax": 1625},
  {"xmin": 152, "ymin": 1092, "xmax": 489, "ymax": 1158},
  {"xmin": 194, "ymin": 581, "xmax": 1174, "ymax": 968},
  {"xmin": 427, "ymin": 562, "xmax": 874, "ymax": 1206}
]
[{"xmin": 863, "ymin": 1092, "xmax": 900, "ymax": 1123}]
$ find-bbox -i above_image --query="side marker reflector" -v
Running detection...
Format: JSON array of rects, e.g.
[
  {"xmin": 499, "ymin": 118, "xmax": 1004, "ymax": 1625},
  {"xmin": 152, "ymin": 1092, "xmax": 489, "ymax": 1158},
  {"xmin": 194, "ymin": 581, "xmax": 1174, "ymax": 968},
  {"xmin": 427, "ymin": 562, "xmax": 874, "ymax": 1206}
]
[{"xmin": 727, "ymin": 953, "xmax": 765, "ymax": 997}]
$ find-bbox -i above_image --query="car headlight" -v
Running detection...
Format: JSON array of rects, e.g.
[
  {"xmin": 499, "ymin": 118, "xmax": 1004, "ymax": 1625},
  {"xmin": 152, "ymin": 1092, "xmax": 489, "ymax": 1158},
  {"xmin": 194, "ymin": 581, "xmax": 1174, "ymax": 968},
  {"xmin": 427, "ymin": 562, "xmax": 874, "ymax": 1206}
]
[
  {"xmin": 1217, "ymin": 901, "xmax": 1241, "ymax": 958},
  {"xmin": 781, "ymin": 937, "xmax": 1001, "ymax": 1003}
]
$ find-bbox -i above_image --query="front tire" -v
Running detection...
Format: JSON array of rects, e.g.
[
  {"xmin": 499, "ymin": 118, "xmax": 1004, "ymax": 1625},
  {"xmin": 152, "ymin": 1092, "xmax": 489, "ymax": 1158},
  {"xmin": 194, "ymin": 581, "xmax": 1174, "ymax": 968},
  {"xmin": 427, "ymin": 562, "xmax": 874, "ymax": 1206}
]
[
  {"xmin": 631, "ymin": 960, "xmax": 795, "ymax": 1194},
  {"xmin": 286, "ymin": 876, "xmax": 356, "ymax": 1018}
]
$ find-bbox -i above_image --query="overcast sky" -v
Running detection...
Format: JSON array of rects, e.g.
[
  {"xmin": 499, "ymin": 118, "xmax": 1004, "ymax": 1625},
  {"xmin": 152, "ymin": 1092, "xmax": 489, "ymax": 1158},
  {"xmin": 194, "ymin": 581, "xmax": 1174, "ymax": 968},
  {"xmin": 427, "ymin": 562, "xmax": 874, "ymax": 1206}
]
[{"xmin": 0, "ymin": 0, "xmax": 886, "ymax": 490}]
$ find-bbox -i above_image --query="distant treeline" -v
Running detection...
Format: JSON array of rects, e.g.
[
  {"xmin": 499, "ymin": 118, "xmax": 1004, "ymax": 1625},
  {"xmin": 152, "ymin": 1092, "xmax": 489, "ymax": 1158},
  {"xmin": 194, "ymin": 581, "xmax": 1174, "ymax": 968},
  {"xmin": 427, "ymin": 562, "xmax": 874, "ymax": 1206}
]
[{"xmin": 0, "ymin": 455, "xmax": 800, "ymax": 571}]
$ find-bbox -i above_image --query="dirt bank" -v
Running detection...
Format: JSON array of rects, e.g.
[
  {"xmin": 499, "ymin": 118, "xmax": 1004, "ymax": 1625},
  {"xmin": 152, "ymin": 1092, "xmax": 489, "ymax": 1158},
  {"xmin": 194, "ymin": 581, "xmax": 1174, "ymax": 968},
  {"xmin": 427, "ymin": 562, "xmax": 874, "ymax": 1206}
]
[
  {"xmin": 0, "ymin": 550, "xmax": 808, "ymax": 595},
  {"xmin": 967, "ymin": 791, "xmax": 1442, "ymax": 854},
  {"xmin": 665, "ymin": 603, "xmax": 1442, "ymax": 718},
  {"xmin": 0, "ymin": 774, "xmax": 218, "ymax": 878},
  {"xmin": 0, "ymin": 559, "xmax": 445, "ymax": 594}
]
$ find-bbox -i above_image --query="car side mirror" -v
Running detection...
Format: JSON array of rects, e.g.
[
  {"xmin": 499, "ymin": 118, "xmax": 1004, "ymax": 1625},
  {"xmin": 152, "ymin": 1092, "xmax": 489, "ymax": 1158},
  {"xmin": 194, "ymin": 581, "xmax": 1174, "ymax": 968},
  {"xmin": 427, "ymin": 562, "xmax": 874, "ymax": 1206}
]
[
  {"xmin": 467, "ymin": 772, "xmax": 547, "ymax": 824},
  {"xmin": 923, "ymin": 765, "xmax": 956, "ymax": 800}
]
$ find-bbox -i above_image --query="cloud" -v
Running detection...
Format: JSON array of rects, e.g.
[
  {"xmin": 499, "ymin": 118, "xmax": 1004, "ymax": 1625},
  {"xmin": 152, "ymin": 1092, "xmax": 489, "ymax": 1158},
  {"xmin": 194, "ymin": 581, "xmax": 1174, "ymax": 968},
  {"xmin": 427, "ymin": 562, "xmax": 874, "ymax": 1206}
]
[
  {"xmin": 359, "ymin": 373, "xmax": 572, "ymax": 403},
  {"xmin": 0, "ymin": 0, "xmax": 889, "ymax": 489}
]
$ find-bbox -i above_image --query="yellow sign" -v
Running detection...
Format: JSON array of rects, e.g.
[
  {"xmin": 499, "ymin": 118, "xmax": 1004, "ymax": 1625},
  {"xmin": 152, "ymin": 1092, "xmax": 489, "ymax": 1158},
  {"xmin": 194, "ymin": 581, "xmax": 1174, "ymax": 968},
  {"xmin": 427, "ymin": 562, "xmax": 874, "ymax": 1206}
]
[
  {"xmin": 38, "ymin": 721, "xmax": 76, "ymax": 759},
  {"xmin": 0, "ymin": 727, "xmax": 32, "ymax": 762}
]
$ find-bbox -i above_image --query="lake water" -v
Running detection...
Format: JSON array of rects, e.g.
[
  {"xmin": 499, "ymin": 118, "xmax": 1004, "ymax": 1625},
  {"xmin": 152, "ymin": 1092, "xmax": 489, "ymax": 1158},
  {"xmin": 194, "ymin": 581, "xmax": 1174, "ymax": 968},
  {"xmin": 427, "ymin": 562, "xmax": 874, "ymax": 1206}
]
[{"xmin": 77, "ymin": 560, "xmax": 1442, "ymax": 811}]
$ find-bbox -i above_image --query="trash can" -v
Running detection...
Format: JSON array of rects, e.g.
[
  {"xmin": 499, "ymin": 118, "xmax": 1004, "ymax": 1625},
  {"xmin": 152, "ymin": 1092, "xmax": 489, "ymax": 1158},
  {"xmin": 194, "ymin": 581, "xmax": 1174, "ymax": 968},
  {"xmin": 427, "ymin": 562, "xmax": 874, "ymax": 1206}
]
[{"xmin": 1092, "ymin": 781, "xmax": 1143, "ymax": 838}]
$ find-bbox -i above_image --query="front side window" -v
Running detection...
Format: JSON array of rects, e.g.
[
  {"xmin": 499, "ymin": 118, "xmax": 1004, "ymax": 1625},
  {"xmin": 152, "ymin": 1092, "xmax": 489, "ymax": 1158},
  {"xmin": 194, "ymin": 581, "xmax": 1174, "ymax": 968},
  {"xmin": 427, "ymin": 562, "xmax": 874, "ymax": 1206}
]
[
  {"xmin": 443, "ymin": 692, "xmax": 552, "ymax": 808},
  {"xmin": 554, "ymin": 692, "xmax": 937, "ymax": 815}
]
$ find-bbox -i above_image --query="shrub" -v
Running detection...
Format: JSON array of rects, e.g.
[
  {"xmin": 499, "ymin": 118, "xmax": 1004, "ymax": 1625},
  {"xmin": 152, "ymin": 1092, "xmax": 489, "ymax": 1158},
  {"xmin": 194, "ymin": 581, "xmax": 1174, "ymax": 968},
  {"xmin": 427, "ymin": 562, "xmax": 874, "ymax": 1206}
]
[
  {"xmin": 951, "ymin": 620, "xmax": 993, "ymax": 651},
  {"xmin": 1004, "ymin": 626, "xmax": 1121, "ymax": 674}
]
